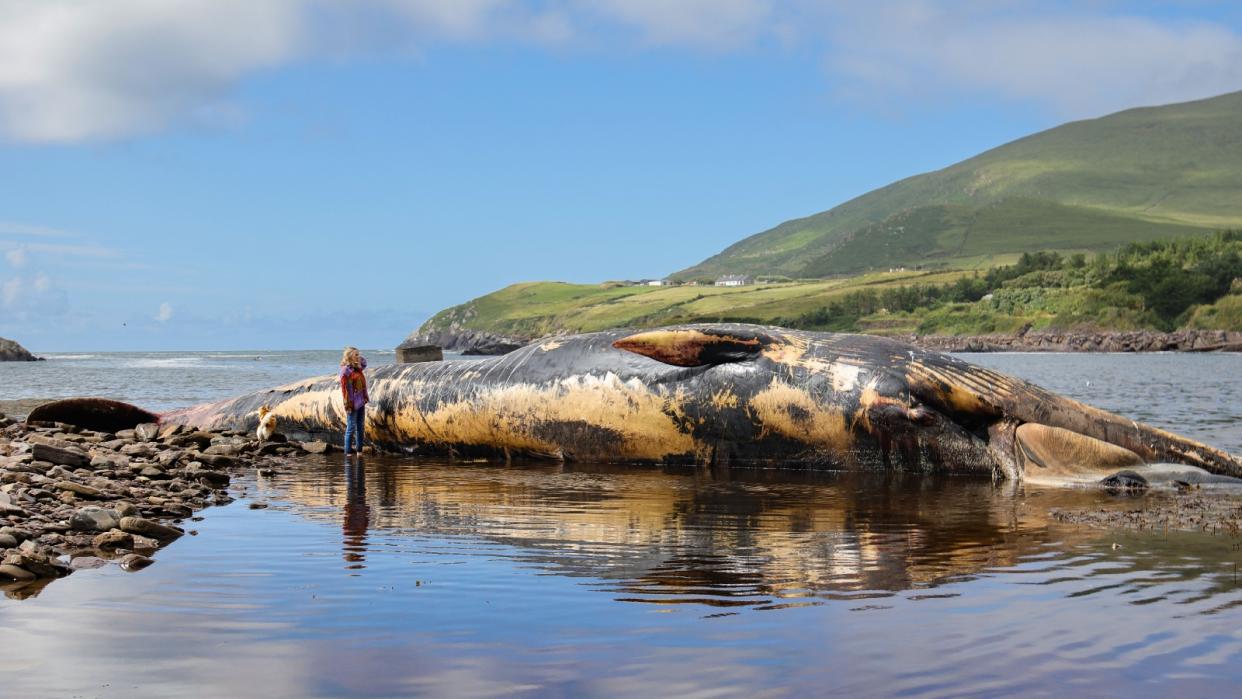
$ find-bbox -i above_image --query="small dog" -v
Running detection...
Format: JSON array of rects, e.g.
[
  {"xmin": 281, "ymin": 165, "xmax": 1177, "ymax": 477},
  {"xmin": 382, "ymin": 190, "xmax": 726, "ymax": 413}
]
[{"xmin": 256, "ymin": 405, "xmax": 278, "ymax": 442}]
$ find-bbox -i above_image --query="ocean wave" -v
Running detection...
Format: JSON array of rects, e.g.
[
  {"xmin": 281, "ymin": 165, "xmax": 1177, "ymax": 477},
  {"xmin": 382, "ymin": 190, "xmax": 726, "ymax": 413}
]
[
  {"xmin": 40, "ymin": 354, "xmax": 99, "ymax": 360},
  {"xmin": 122, "ymin": 357, "xmax": 207, "ymax": 368}
]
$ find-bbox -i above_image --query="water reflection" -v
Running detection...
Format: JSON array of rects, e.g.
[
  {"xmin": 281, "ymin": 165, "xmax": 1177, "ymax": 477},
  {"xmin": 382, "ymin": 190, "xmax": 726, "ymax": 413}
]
[
  {"xmin": 342, "ymin": 458, "xmax": 369, "ymax": 570},
  {"xmin": 5, "ymin": 455, "xmax": 1242, "ymax": 697},
  {"xmin": 273, "ymin": 456, "xmax": 1120, "ymax": 606}
]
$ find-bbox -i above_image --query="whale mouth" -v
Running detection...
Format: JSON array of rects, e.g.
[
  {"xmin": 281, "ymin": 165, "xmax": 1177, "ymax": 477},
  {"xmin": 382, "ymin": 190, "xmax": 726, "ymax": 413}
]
[{"xmin": 25, "ymin": 398, "xmax": 159, "ymax": 433}]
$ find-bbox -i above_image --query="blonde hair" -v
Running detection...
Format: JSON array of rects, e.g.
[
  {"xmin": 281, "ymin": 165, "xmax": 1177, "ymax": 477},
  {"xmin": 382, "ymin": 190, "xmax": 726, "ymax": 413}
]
[{"xmin": 340, "ymin": 346, "xmax": 362, "ymax": 369}]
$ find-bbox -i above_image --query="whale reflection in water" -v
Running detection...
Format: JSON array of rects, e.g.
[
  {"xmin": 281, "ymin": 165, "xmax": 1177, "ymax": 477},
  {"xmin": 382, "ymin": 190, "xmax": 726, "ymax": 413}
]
[{"xmin": 257, "ymin": 455, "xmax": 1234, "ymax": 607}]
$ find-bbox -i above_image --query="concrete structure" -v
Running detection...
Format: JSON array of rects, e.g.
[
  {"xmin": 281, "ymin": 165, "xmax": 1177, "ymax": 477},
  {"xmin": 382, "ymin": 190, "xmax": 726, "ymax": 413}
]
[{"xmin": 394, "ymin": 341, "xmax": 444, "ymax": 364}]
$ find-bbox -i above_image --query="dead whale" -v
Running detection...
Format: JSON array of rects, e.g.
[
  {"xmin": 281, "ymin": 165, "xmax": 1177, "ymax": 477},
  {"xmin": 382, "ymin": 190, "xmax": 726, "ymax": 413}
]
[{"xmin": 29, "ymin": 324, "xmax": 1242, "ymax": 487}]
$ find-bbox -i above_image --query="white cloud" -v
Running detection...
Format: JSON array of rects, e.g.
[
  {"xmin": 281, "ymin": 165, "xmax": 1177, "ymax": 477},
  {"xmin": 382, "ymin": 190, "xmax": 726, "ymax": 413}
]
[
  {"xmin": 822, "ymin": 2, "xmax": 1242, "ymax": 117},
  {"xmin": 584, "ymin": 0, "xmax": 772, "ymax": 48},
  {"xmin": 0, "ymin": 1, "xmax": 1240, "ymax": 142},
  {"xmin": 156, "ymin": 301, "xmax": 174, "ymax": 322},
  {"xmin": 5, "ymin": 247, "xmax": 26, "ymax": 268},
  {"xmin": 0, "ymin": 0, "xmax": 306, "ymax": 142},
  {"xmin": 0, "ymin": 273, "xmax": 68, "ymax": 318}
]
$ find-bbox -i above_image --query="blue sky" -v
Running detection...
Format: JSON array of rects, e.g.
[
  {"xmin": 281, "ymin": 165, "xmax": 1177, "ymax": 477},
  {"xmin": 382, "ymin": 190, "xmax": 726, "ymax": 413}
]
[{"xmin": 2, "ymin": 1, "xmax": 1241, "ymax": 351}]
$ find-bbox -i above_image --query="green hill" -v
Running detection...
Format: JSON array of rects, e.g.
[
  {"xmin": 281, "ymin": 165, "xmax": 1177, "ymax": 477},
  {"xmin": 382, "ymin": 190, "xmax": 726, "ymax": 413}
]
[{"xmin": 677, "ymin": 90, "xmax": 1242, "ymax": 280}]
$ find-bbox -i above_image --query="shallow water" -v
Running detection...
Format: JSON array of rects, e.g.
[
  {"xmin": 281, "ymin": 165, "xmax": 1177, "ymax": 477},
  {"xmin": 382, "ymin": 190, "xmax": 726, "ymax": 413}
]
[{"xmin": 2, "ymin": 351, "xmax": 1242, "ymax": 697}]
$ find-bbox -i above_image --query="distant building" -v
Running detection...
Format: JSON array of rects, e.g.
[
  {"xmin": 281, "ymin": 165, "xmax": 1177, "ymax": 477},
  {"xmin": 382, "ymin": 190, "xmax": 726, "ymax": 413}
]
[
  {"xmin": 646, "ymin": 279, "xmax": 674, "ymax": 287},
  {"xmin": 714, "ymin": 274, "xmax": 754, "ymax": 287}
]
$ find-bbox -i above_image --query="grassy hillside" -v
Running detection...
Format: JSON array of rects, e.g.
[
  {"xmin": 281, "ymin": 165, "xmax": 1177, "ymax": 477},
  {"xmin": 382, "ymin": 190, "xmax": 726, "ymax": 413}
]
[
  {"xmin": 677, "ymin": 90, "xmax": 1242, "ymax": 280},
  {"xmin": 422, "ymin": 269, "xmax": 974, "ymax": 339},
  {"xmin": 422, "ymin": 231, "xmax": 1242, "ymax": 340}
]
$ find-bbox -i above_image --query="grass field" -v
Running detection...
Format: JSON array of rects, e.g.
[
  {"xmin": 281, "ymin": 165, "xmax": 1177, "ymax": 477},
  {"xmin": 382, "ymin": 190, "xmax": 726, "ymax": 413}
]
[{"xmin": 424, "ymin": 270, "xmax": 975, "ymax": 337}]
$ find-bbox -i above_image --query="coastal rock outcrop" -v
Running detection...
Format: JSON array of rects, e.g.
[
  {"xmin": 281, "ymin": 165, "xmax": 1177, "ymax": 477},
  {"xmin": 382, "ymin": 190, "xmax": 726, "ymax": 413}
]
[
  {"xmin": 0, "ymin": 337, "xmax": 41, "ymax": 362},
  {"xmin": 401, "ymin": 327, "xmax": 529, "ymax": 355}
]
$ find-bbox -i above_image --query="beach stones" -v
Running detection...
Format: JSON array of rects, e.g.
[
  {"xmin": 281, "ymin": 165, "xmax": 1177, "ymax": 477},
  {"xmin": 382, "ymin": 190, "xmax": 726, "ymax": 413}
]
[
  {"xmin": 118, "ymin": 516, "xmax": 183, "ymax": 541},
  {"xmin": 70, "ymin": 506, "xmax": 121, "ymax": 532},
  {"xmin": 92, "ymin": 529, "xmax": 133, "ymax": 550},
  {"xmin": 300, "ymin": 440, "xmax": 330, "ymax": 454},
  {"xmin": 1, "ymin": 417, "xmax": 291, "ymax": 594},
  {"xmin": 90, "ymin": 453, "xmax": 130, "ymax": 470},
  {"xmin": 203, "ymin": 443, "xmax": 240, "ymax": 457},
  {"xmin": 54, "ymin": 480, "xmax": 105, "ymax": 499},
  {"xmin": 31, "ymin": 443, "xmax": 90, "ymax": 469}
]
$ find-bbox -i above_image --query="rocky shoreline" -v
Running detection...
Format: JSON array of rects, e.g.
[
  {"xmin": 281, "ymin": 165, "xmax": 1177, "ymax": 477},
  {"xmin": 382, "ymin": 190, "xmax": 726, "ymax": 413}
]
[
  {"xmin": 409, "ymin": 327, "xmax": 1242, "ymax": 356},
  {"xmin": 0, "ymin": 408, "xmax": 342, "ymax": 600},
  {"xmin": 903, "ymin": 328, "xmax": 1242, "ymax": 353},
  {"xmin": 402, "ymin": 327, "xmax": 528, "ymax": 355}
]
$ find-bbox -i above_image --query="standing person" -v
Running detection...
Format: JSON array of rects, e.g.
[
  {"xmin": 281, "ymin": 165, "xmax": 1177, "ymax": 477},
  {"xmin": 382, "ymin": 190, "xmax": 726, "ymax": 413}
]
[{"xmin": 340, "ymin": 346, "xmax": 369, "ymax": 456}]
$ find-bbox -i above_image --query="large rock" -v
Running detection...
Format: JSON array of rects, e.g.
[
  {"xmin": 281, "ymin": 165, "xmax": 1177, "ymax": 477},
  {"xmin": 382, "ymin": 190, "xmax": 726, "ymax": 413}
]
[
  {"xmin": 0, "ymin": 337, "xmax": 41, "ymax": 362},
  {"xmin": 70, "ymin": 506, "xmax": 121, "ymax": 532},
  {"xmin": 118, "ymin": 516, "xmax": 183, "ymax": 540},
  {"xmin": 92, "ymin": 529, "xmax": 133, "ymax": 550},
  {"xmin": 31, "ymin": 442, "xmax": 91, "ymax": 469},
  {"xmin": 402, "ymin": 327, "xmax": 529, "ymax": 356}
]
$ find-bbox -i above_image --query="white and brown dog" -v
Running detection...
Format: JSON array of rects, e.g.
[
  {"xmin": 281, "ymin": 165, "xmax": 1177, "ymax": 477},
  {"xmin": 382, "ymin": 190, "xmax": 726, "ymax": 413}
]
[{"xmin": 256, "ymin": 405, "xmax": 278, "ymax": 442}]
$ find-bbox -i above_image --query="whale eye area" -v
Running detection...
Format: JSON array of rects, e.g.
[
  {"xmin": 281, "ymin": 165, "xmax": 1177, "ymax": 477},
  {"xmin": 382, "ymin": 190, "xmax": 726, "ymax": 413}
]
[{"xmin": 612, "ymin": 328, "xmax": 776, "ymax": 367}]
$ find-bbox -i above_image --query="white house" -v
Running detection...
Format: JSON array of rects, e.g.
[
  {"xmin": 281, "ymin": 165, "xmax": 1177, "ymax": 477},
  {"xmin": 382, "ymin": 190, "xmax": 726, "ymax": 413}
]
[
  {"xmin": 646, "ymin": 279, "xmax": 674, "ymax": 287},
  {"xmin": 714, "ymin": 274, "xmax": 754, "ymax": 287}
]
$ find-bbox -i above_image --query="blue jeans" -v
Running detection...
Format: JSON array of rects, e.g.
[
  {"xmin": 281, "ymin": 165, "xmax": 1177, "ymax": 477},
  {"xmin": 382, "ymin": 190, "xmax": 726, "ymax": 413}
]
[{"xmin": 344, "ymin": 405, "xmax": 365, "ymax": 453}]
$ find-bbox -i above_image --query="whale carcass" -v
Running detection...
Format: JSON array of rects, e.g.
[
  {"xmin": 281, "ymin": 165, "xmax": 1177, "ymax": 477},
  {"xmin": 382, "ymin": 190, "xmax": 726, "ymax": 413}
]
[{"xmin": 29, "ymin": 324, "xmax": 1242, "ymax": 486}]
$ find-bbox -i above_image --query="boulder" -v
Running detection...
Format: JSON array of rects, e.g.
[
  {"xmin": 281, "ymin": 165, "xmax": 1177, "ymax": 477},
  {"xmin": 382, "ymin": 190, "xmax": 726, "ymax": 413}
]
[
  {"xmin": 135, "ymin": 422, "xmax": 161, "ymax": 441},
  {"xmin": 92, "ymin": 529, "xmax": 133, "ymax": 550},
  {"xmin": 0, "ymin": 337, "xmax": 41, "ymax": 362},
  {"xmin": 118, "ymin": 516, "xmax": 183, "ymax": 540},
  {"xmin": 70, "ymin": 506, "xmax": 121, "ymax": 532},
  {"xmin": 31, "ymin": 443, "xmax": 91, "ymax": 469}
]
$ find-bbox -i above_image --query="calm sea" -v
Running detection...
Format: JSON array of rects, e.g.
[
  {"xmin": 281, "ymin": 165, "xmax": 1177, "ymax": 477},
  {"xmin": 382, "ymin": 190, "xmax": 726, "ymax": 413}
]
[{"xmin": 2, "ymin": 350, "xmax": 1242, "ymax": 697}]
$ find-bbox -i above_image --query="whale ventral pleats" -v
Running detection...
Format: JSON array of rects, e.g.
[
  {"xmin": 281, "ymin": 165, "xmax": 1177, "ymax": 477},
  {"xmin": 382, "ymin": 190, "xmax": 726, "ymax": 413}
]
[{"xmin": 612, "ymin": 328, "xmax": 779, "ymax": 367}]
